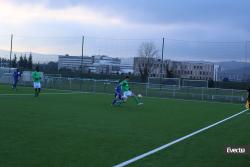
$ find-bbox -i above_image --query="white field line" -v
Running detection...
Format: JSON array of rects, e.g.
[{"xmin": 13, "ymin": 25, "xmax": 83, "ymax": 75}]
[{"xmin": 113, "ymin": 109, "xmax": 248, "ymax": 167}]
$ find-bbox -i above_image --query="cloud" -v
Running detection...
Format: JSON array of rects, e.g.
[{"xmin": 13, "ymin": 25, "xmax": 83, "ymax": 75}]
[
  {"xmin": 0, "ymin": 0, "xmax": 249, "ymax": 62},
  {"xmin": 0, "ymin": 1, "xmax": 126, "ymax": 27}
]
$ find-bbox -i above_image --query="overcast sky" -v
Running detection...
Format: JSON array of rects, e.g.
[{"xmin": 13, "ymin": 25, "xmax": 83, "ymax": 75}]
[{"xmin": 0, "ymin": 0, "xmax": 249, "ymax": 62}]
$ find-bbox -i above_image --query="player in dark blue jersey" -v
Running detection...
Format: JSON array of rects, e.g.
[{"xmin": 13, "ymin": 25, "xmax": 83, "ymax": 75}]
[
  {"xmin": 112, "ymin": 80, "xmax": 123, "ymax": 105},
  {"xmin": 12, "ymin": 69, "xmax": 21, "ymax": 90}
]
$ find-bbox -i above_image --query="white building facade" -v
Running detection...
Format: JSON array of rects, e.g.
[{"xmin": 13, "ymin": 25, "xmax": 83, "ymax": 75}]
[{"xmin": 58, "ymin": 55, "xmax": 121, "ymax": 74}]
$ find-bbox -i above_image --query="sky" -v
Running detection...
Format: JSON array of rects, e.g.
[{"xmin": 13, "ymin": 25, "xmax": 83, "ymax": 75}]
[{"xmin": 0, "ymin": 0, "xmax": 249, "ymax": 62}]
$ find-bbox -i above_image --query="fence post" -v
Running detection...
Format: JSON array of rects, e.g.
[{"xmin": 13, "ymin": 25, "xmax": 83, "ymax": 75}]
[
  {"xmin": 202, "ymin": 87, "xmax": 204, "ymax": 101},
  {"xmin": 231, "ymin": 89, "xmax": 234, "ymax": 103},
  {"xmin": 69, "ymin": 78, "xmax": 72, "ymax": 90},
  {"xmin": 93, "ymin": 79, "xmax": 96, "ymax": 93},
  {"xmin": 52, "ymin": 78, "xmax": 54, "ymax": 89},
  {"xmin": 173, "ymin": 85, "xmax": 175, "ymax": 97}
]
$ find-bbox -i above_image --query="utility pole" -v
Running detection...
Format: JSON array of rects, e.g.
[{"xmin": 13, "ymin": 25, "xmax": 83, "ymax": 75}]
[
  {"xmin": 81, "ymin": 36, "xmax": 85, "ymax": 75},
  {"xmin": 9, "ymin": 34, "xmax": 13, "ymax": 72},
  {"xmin": 159, "ymin": 37, "xmax": 165, "ymax": 90},
  {"xmin": 161, "ymin": 37, "xmax": 165, "ymax": 79},
  {"xmin": 245, "ymin": 41, "xmax": 248, "ymax": 81},
  {"xmin": 80, "ymin": 36, "xmax": 85, "ymax": 91}
]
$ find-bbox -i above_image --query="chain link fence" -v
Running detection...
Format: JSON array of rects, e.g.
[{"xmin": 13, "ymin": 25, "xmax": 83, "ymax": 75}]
[{"xmin": 0, "ymin": 75, "xmax": 247, "ymax": 104}]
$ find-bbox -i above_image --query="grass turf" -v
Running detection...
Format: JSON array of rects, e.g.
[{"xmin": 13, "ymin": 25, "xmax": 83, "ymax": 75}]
[{"xmin": 0, "ymin": 84, "xmax": 249, "ymax": 167}]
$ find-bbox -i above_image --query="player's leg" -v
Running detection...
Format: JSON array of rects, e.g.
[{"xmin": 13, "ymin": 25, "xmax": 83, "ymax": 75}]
[
  {"xmin": 133, "ymin": 95, "xmax": 143, "ymax": 105},
  {"xmin": 112, "ymin": 93, "xmax": 119, "ymax": 105},
  {"xmin": 34, "ymin": 82, "xmax": 38, "ymax": 97},
  {"xmin": 34, "ymin": 88, "xmax": 38, "ymax": 97},
  {"xmin": 129, "ymin": 91, "xmax": 143, "ymax": 105},
  {"xmin": 12, "ymin": 80, "xmax": 17, "ymax": 90},
  {"xmin": 37, "ymin": 83, "xmax": 41, "ymax": 96},
  {"xmin": 15, "ymin": 80, "xmax": 19, "ymax": 90},
  {"xmin": 247, "ymin": 99, "xmax": 250, "ymax": 113},
  {"xmin": 245, "ymin": 98, "xmax": 250, "ymax": 114},
  {"xmin": 122, "ymin": 92, "xmax": 128, "ymax": 102},
  {"xmin": 116, "ymin": 94, "xmax": 124, "ymax": 105},
  {"xmin": 127, "ymin": 91, "xmax": 143, "ymax": 105}
]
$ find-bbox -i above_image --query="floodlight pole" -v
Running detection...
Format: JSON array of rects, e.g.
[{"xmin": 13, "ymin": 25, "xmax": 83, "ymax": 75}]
[
  {"xmin": 161, "ymin": 37, "xmax": 165, "ymax": 78},
  {"xmin": 245, "ymin": 40, "xmax": 248, "ymax": 81},
  {"xmin": 245, "ymin": 41, "xmax": 249, "ymax": 63},
  {"xmin": 159, "ymin": 37, "xmax": 165, "ymax": 90},
  {"xmin": 9, "ymin": 34, "xmax": 13, "ymax": 72},
  {"xmin": 81, "ymin": 36, "xmax": 85, "ymax": 75},
  {"xmin": 80, "ymin": 35, "xmax": 85, "ymax": 91}
]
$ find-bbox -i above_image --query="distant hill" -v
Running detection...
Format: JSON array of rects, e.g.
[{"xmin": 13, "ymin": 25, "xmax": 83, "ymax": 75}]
[
  {"xmin": 216, "ymin": 61, "xmax": 250, "ymax": 71},
  {"xmin": 0, "ymin": 49, "xmax": 57, "ymax": 63},
  {"xmin": 0, "ymin": 49, "xmax": 135, "ymax": 65}
]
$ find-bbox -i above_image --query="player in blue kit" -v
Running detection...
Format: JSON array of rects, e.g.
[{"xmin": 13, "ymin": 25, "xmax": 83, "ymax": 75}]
[
  {"xmin": 112, "ymin": 80, "xmax": 123, "ymax": 105},
  {"xmin": 12, "ymin": 69, "xmax": 21, "ymax": 90}
]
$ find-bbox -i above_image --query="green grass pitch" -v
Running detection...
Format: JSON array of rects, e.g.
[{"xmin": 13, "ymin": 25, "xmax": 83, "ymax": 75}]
[{"xmin": 0, "ymin": 84, "xmax": 249, "ymax": 167}]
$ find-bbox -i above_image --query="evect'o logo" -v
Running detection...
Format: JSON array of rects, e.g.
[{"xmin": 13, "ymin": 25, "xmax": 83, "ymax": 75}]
[{"xmin": 226, "ymin": 147, "xmax": 246, "ymax": 154}]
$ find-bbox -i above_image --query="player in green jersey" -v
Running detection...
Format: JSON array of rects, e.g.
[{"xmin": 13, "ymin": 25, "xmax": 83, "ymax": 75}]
[
  {"xmin": 120, "ymin": 76, "xmax": 143, "ymax": 105},
  {"xmin": 32, "ymin": 66, "xmax": 42, "ymax": 97}
]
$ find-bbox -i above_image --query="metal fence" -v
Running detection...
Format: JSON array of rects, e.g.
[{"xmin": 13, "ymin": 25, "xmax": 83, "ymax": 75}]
[{"xmin": 0, "ymin": 75, "xmax": 247, "ymax": 104}]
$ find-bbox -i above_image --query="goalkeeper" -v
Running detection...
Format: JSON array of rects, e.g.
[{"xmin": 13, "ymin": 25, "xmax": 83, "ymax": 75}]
[
  {"xmin": 120, "ymin": 76, "xmax": 143, "ymax": 105},
  {"xmin": 246, "ymin": 87, "xmax": 250, "ymax": 111}
]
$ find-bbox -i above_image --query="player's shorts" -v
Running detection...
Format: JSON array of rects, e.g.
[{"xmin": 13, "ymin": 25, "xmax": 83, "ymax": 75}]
[
  {"xmin": 115, "ymin": 92, "xmax": 122, "ymax": 99},
  {"xmin": 123, "ymin": 91, "xmax": 133, "ymax": 99},
  {"xmin": 33, "ymin": 82, "xmax": 41, "ymax": 89},
  {"xmin": 13, "ymin": 79, "xmax": 18, "ymax": 85}
]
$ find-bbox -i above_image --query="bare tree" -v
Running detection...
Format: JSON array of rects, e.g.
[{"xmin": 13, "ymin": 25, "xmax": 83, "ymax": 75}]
[
  {"xmin": 137, "ymin": 42, "xmax": 158, "ymax": 82},
  {"xmin": 165, "ymin": 62, "xmax": 175, "ymax": 78}
]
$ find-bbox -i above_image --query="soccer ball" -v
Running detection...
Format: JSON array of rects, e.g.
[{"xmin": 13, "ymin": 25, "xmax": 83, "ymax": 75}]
[{"xmin": 137, "ymin": 94, "xmax": 142, "ymax": 98}]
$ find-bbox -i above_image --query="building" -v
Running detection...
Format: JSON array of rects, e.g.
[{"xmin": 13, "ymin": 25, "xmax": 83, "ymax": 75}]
[
  {"xmin": 92, "ymin": 55, "xmax": 121, "ymax": 74},
  {"xmin": 58, "ymin": 55, "xmax": 93, "ymax": 71},
  {"xmin": 213, "ymin": 65, "xmax": 221, "ymax": 81},
  {"xmin": 133, "ymin": 57, "xmax": 170, "ymax": 77},
  {"xmin": 120, "ymin": 64, "xmax": 133, "ymax": 74},
  {"xmin": 169, "ymin": 61, "xmax": 214, "ymax": 80},
  {"xmin": 58, "ymin": 55, "xmax": 121, "ymax": 74},
  {"xmin": 133, "ymin": 57, "xmax": 214, "ymax": 80}
]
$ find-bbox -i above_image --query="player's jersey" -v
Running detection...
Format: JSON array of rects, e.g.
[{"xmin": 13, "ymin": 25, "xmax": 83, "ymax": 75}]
[
  {"xmin": 32, "ymin": 71, "xmax": 41, "ymax": 83},
  {"xmin": 114, "ymin": 84, "xmax": 122, "ymax": 98},
  {"xmin": 120, "ymin": 80, "xmax": 129, "ymax": 92},
  {"xmin": 115, "ymin": 84, "xmax": 122, "ymax": 94},
  {"xmin": 13, "ymin": 71, "xmax": 19, "ymax": 81}
]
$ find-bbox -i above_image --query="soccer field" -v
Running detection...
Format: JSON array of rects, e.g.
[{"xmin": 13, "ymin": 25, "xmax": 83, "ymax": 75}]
[{"xmin": 0, "ymin": 85, "xmax": 249, "ymax": 167}]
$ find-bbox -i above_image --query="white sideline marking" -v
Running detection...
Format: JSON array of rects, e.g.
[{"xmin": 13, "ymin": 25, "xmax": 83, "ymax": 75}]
[{"xmin": 113, "ymin": 109, "xmax": 248, "ymax": 167}]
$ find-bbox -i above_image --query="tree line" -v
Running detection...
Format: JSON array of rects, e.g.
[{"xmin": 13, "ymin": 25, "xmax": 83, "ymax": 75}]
[{"xmin": 11, "ymin": 53, "xmax": 33, "ymax": 70}]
